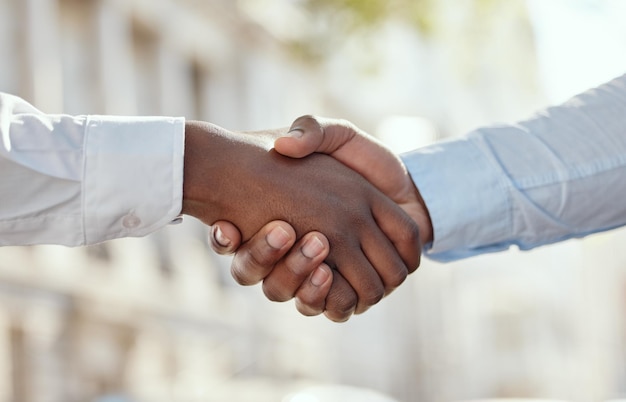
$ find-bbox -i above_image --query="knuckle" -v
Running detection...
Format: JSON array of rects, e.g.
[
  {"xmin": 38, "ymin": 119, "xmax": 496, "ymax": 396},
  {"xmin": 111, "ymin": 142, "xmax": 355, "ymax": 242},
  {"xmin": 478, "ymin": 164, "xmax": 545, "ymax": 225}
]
[
  {"xmin": 360, "ymin": 283, "xmax": 385, "ymax": 307},
  {"xmin": 392, "ymin": 211, "xmax": 421, "ymax": 246},
  {"xmin": 285, "ymin": 258, "xmax": 310, "ymax": 279},
  {"xmin": 295, "ymin": 296, "xmax": 324, "ymax": 316},
  {"xmin": 230, "ymin": 245, "xmax": 274, "ymax": 286},
  {"xmin": 262, "ymin": 282, "xmax": 289, "ymax": 302},
  {"xmin": 324, "ymin": 308, "xmax": 352, "ymax": 323},
  {"xmin": 293, "ymin": 114, "xmax": 321, "ymax": 129},
  {"xmin": 386, "ymin": 265, "xmax": 408, "ymax": 289},
  {"xmin": 328, "ymin": 292, "xmax": 357, "ymax": 317},
  {"xmin": 337, "ymin": 118, "xmax": 356, "ymax": 133},
  {"xmin": 407, "ymin": 254, "xmax": 421, "ymax": 274},
  {"xmin": 402, "ymin": 220, "xmax": 421, "ymax": 246},
  {"xmin": 230, "ymin": 264, "xmax": 256, "ymax": 286},
  {"xmin": 296, "ymin": 283, "xmax": 327, "ymax": 308},
  {"xmin": 246, "ymin": 243, "xmax": 274, "ymax": 268},
  {"xmin": 323, "ymin": 273, "xmax": 356, "ymax": 322},
  {"xmin": 398, "ymin": 219, "xmax": 422, "ymax": 272}
]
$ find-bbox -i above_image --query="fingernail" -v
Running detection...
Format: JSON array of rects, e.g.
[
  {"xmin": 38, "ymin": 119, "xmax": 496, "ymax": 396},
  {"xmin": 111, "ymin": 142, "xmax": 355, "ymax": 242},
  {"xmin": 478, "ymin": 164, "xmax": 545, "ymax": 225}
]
[
  {"xmin": 214, "ymin": 226, "xmax": 231, "ymax": 247},
  {"xmin": 286, "ymin": 128, "xmax": 304, "ymax": 138},
  {"xmin": 301, "ymin": 235, "xmax": 324, "ymax": 259},
  {"xmin": 311, "ymin": 266, "xmax": 330, "ymax": 287},
  {"xmin": 266, "ymin": 226, "xmax": 290, "ymax": 249}
]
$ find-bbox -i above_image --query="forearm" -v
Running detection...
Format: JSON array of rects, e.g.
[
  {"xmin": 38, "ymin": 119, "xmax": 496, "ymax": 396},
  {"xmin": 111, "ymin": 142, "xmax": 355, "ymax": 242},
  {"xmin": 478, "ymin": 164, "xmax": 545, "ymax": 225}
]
[
  {"xmin": 0, "ymin": 93, "xmax": 184, "ymax": 246},
  {"xmin": 404, "ymin": 73, "xmax": 626, "ymax": 261}
]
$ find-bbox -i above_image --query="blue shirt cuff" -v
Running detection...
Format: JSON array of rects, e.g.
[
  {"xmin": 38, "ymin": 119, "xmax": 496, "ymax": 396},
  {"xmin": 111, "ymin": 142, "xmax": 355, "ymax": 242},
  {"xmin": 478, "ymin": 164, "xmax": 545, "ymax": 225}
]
[{"xmin": 401, "ymin": 135, "xmax": 512, "ymax": 261}]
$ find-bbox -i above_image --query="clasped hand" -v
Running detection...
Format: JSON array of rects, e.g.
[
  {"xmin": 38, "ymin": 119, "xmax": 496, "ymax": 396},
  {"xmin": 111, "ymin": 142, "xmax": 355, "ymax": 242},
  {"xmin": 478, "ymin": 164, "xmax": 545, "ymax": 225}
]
[{"xmin": 182, "ymin": 117, "xmax": 431, "ymax": 322}]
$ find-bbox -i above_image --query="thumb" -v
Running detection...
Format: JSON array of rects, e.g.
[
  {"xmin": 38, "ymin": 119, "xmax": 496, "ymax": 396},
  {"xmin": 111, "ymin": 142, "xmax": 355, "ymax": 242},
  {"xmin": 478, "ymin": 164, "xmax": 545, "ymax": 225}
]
[
  {"xmin": 277, "ymin": 115, "xmax": 406, "ymax": 200},
  {"xmin": 275, "ymin": 115, "xmax": 356, "ymax": 158}
]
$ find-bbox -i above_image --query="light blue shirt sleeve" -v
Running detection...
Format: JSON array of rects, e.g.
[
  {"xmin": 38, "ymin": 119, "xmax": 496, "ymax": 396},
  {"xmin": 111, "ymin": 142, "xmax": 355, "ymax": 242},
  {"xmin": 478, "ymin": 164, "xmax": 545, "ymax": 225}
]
[{"xmin": 401, "ymin": 74, "xmax": 626, "ymax": 262}]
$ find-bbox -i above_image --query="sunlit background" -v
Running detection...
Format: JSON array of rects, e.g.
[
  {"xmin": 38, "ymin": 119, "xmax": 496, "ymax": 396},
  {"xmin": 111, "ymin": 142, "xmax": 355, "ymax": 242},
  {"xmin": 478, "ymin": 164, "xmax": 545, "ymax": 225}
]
[{"xmin": 1, "ymin": 0, "xmax": 626, "ymax": 401}]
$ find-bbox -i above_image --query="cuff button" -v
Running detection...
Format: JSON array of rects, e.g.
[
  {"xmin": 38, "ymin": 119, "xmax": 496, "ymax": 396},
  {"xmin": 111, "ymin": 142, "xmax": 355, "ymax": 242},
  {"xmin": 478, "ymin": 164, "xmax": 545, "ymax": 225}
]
[{"xmin": 122, "ymin": 213, "xmax": 142, "ymax": 229}]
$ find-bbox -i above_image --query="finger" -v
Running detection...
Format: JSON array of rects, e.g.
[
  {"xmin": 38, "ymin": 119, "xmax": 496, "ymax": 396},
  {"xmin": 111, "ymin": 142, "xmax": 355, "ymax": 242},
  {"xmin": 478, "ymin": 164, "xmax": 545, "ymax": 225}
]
[
  {"xmin": 275, "ymin": 115, "xmax": 325, "ymax": 158},
  {"xmin": 371, "ymin": 197, "xmax": 422, "ymax": 274},
  {"xmin": 323, "ymin": 272, "xmax": 358, "ymax": 322},
  {"xmin": 294, "ymin": 264, "xmax": 333, "ymax": 316},
  {"xmin": 276, "ymin": 115, "xmax": 356, "ymax": 158},
  {"xmin": 329, "ymin": 237, "xmax": 385, "ymax": 316},
  {"xmin": 358, "ymin": 219, "xmax": 409, "ymax": 297},
  {"xmin": 209, "ymin": 221, "xmax": 242, "ymax": 255},
  {"xmin": 262, "ymin": 232, "xmax": 330, "ymax": 302},
  {"xmin": 230, "ymin": 221, "xmax": 296, "ymax": 286}
]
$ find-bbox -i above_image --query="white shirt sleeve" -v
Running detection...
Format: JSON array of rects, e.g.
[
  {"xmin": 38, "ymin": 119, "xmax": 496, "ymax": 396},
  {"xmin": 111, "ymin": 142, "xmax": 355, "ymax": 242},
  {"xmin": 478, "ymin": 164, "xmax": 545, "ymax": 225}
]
[
  {"xmin": 0, "ymin": 93, "xmax": 185, "ymax": 246},
  {"xmin": 402, "ymin": 73, "xmax": 626, "ymax": 261}
]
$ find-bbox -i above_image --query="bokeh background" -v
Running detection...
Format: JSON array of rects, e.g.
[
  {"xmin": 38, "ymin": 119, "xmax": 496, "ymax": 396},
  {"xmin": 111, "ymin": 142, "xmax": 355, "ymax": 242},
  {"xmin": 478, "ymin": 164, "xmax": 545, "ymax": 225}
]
[{"xmin": 2, "ymin": 0, "xmax": 626, "ymax": 401}]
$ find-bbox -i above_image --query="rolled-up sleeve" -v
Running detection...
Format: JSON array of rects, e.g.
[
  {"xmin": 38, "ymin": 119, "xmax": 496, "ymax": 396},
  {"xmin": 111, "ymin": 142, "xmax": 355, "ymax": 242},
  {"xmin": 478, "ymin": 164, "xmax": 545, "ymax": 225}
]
[
  {"xmin": 403, "ymin": 73, "xmax": 626, "ymax": 261},
  {"xmin": 0, "ymin": 93, "xmax": 185, "ymax": 246}
]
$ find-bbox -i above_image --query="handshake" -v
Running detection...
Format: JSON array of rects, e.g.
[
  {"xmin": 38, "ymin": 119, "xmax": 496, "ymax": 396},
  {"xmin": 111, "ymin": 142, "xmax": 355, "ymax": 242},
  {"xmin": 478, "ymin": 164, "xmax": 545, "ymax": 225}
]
[{"xmin": 182, "ymin": 116, "xmax": 433, "ymax": 322}]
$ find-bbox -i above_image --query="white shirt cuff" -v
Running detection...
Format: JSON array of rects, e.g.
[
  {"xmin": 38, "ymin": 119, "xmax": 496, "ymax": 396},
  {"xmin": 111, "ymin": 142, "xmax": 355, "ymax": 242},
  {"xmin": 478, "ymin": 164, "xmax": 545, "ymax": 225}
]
[{"xmin": 83, "ymin": 115, "xmax": 185, "ymax": 244}]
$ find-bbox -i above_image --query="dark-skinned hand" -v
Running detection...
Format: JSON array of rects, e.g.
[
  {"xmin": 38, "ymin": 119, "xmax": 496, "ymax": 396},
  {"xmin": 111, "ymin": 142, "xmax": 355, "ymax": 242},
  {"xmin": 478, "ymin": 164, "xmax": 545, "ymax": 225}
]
[{"xmin": 182, "ymin": 120, "xmax": 421, "ymax": 321}]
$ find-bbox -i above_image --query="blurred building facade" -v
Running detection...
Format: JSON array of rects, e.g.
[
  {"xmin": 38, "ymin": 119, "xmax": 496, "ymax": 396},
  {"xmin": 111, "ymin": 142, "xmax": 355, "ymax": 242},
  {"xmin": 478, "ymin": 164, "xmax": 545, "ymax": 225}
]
[{"xmin": 2, "ymin": 0, "xmax": 626, "ymax": 401}]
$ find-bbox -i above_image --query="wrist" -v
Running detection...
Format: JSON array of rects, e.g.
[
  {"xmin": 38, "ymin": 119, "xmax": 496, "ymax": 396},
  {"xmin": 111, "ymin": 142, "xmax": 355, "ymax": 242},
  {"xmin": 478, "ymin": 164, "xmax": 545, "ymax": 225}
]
[{"xmin": 181, "ymin": 121, "xmax": 222, "ymax": 221}]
